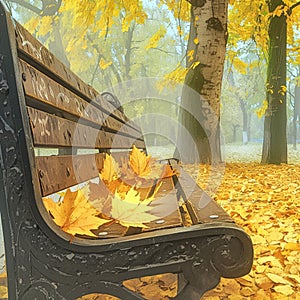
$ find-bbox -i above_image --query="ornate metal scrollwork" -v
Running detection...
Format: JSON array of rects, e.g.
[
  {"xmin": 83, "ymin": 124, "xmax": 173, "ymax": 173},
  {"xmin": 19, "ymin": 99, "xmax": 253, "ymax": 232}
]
[{"xmin": 0, "ymin": 55, "xmax": 9, "ymax": 95}]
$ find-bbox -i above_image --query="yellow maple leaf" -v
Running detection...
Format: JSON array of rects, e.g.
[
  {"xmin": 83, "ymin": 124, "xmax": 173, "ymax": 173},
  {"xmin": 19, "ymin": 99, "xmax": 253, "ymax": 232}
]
[
  {"xmin": 160, "ymin": 164, "xmax": 177, "ymax": 179},
  {"xmin": 100, "ymin": 154, "xmax": 120, "ymax": 182},
  {"xmin": 129, "ymin": 145, "xmax": 152, "ymax": 177},
  {"xmin": 43, "ymin": 188, "xmax": 110, "ymax": 237},
  {"xmin": 110, "ymin": 188, "xmax": 159, "ymax": 228}
]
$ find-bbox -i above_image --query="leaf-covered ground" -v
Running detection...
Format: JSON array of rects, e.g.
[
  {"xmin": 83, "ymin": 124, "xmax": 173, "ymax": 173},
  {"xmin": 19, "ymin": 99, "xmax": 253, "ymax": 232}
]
[
  {"xmin": 0, "ymin": 159, "xmax": 299, "ymax": 299},
  {"xmin": 198, "ymin": 162, "xmax": 300, "ymax": 299},
  {"xmin": 77, "ymin": 161, "xmax": 300, "ymax": 300}
]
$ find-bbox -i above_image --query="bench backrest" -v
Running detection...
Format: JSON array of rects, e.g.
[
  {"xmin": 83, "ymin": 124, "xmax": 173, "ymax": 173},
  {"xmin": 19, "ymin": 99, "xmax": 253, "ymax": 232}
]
[{"xmin": 16, "ymin": 22, "xmax": 146, "ymax": 198}]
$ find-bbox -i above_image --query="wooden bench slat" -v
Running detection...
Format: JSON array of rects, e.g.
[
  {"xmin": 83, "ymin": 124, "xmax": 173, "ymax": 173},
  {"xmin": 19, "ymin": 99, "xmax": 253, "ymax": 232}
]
[
  {"xmin": 93, "ymin": 177, "xmax": 183, "ymax": 238},
  {"xmin": 143, "ymin": 177, "xmax": 183, "ymax": 232},
  {"xmin": 15, "ymin": 22, "xmax": 140, "ymax": 131},
  {"xmin": 174, "ymin": 166, "xmax": 233, "ymax": 224},
  {"xmin": 36, "ymin": 154, "xmax": 105, "ymax": 196},
  {"xmin": 19, "ymin": 60, "xmax": 143, "ymax": 139},
  {"xmin": 27, "ymin": 107, "xmax": 146, "ymax": 149}
]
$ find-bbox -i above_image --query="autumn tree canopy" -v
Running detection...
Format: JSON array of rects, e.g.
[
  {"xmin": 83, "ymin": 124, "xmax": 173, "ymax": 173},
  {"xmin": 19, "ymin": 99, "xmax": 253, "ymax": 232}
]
[{"xmin": 5, "ymin": 0, "xmax": 300, "ymax": 163}]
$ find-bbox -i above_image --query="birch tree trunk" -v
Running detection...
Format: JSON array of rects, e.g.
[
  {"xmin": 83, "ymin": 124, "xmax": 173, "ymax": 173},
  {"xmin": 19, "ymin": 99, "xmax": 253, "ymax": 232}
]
[{"xmin": 175, "ymin": 0, "xmax": 228, "ymax": 163}]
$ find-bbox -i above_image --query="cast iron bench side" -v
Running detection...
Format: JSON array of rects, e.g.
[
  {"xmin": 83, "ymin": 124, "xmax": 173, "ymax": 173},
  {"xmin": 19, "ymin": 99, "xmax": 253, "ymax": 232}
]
[{"xmin": 0, "ymin": 5, "xmax": 253, "ymax": 300}]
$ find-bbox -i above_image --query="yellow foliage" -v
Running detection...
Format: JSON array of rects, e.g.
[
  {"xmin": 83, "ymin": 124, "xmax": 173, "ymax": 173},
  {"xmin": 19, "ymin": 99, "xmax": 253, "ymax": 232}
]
[
  {"xmin": 233, "ymin": 57, "xmax": 248, "ymax": 75},
  {"xmin": 100, "ymin": 154, "xmax": 120, "ymax": 182},
  {"xmin": 145, "ymin": 26, "xmax": 167, "ymax": 50},
  {"xmin": 157, "ymin": 64, "xmax": 188, "ymax": 91},
  {"xmin": 43, "ymin": 188, "xmax": 110, "ymax": 237},
  {"xmin": 187, "ymin": 50, "xmax": 195, "ymax": 62},
  {"xmin": 272, "ymin": 5, "xmax": 289, "ymax": 17},
  {"xmin": 278, "ymin": 85, "xmax": 287, "ymax": 96},
  {"xmin": 191, "ymin": 61, "xmax": 201, "ymax": 69},
  {"xmin": 193, "ymin": 37, "xmax": 199, "ymax": 45},
  {"xmin": 129, "ymin": 145, "xmax": 152, "ymax": 177},
  {"xmin": 256, "ymin": 99, "xmax": 268, "ymax": 119},
  {"xmin": 159, "ymin": 0, "xmax": 190, "ymax": 21},
  {"xmin": 38, "ymin": 16, "xmax": 54, "ymax": 37},
  {"xmin": 110, "ymin": 188, "xmax": 158, "ymax": 228},
  {"xmin": 24, "ymin": 16, "xmax": 54, "ymax": 38},
  {"xmin": 99, "ymin": 58, "xmax": 112, "ymax": 70},
  {"xmin": 121, "ymin": 1, "xmax": 147, "ymax": 32},
  {"xmin": 24, "ymin": 17, "xmax": 40, "ymax": 33}
]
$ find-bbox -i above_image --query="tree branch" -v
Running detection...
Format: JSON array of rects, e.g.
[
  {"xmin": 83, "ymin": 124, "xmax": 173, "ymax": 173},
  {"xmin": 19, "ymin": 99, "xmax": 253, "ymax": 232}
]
[
  {"xmin": 151, "ymin": 47, "xmax": 178, "ymax": 55},
  {"xmin": 288, "ymin": 1, "xmax": 300, "ymax": 14},
  {"xmin": 6, "ymin": 0, "xmax": 42, "ymax": 14},
  {"xmin": 5, "ymin": 0, "xmax": 62, "ymax": 15}
]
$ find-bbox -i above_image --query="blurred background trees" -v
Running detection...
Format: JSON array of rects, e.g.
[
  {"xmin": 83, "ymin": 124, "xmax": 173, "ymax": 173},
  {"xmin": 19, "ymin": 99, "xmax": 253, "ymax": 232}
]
[{"xmin": 4, "ymin": 0, "xmax": 300, "ymax": 164}]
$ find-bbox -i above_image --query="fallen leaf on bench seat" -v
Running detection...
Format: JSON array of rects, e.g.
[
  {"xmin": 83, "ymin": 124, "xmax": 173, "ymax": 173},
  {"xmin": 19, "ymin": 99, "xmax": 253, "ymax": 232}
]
[
  {"xmin": 110, "ymin": 188, "xmax": 159, "ymax": 228},
  {"xmin": 100, "ymin": 154, "xmax": 120, "ymax": 182},
  {"xmin": 129, "ymin": 145, "xmax": 152, "ymax": 177},
  {"xmin": 160, "ymin": 164, "xmax": 177, "ymax": 179},
  {"xmin": 43, "ymin": 188, "xmax": 110, "ymax": 237}
]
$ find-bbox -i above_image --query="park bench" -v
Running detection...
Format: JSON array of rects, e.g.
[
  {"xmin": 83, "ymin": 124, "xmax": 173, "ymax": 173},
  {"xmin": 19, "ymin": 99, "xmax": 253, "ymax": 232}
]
[{"xmin": 0, "ymin": 4, "xmax": 253, "ymax": 299}]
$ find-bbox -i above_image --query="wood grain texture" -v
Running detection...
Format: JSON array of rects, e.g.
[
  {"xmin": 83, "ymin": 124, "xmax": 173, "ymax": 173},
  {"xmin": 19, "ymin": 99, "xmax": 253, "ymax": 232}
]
[
  {"xmin": 19, "ymin": 60, "xmax": 143, "ymax": 138},
  {"xmin": 36, "ymin": 153, "xmax": 105, "ymax": 196},
  {"xmin": 172, "ymin": 164, "xmax": 233, "ymax": 224},
  {"xmin": 15, "ymin": 22, "xmax": 141, "ymax": 131},
  {"xmin": 27, "ymin": 107, "xmax": 145, "ymax": 149}
]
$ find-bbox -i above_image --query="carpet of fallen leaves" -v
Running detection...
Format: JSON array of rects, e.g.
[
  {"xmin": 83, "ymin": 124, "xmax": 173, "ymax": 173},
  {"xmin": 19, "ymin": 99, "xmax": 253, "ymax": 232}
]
[
  {"xmin": 196, "ymin": 162, "xmax": 300, "ymax": 300},
  {"xmin": 1, "ymin": 162, "xmax": 300, "ymax": 299}
]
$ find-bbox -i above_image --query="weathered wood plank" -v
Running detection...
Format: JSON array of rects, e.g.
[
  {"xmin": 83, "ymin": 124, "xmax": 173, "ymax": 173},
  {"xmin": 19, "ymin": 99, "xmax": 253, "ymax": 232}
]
[
  {"xmin": 27, "ymin": 107, "xmax": 145, "ymax": 149},
  {"xmin": 93, "ymin": 177, "xmax": 183, "ymax": 238},
  {"xmin": 36, "ymin": 153, "xmax": 106, "ymax": 196},
  {"xmin": 143, "ymin": 177, "xmax": 183, "ymax": 232},
  {"xmin": 15, "ymin": 22, "xmax": 140, "ymax": 131},
  {"xmin": 173, "ymin": 165, "xmax": 233, "ymax": 224},
  {"xmin": 19, "ymin": 59, "xmax": 144, "ymax": 139}
]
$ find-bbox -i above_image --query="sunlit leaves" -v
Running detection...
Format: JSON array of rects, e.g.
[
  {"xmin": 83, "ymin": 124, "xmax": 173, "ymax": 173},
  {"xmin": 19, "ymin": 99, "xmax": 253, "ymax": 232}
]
[
  {"xmin": 197, "ymin": 162, "xmax": 300, "ymax": 299},
  {"xmin": 100, "ymin": 154, "xmax": 120, "ymax": 182},
  {"xmin": 145, "ymin": 26, "xmax": 167, "ymax": 50},
  {"xmin": 129, "ymin": 145, "xmax": 152, "ymax": 176},
  {"xmin": 157, "ymin": 63, "xmax": 188, "ymax": 91},
  {"xmin": 24, "ymin": 15, "xmax": 54, "ymax": 40},
  {"xmin": 229, "ymin": 0, "xmax": 300, "ymax": 71},
  {"xmin": 159, "ymin": 0, "xmax": 190, "ymax": 22},
  {"xmin": 43, "ymin": 188, "xmax": 110, "ymax": 237},
  {"xmin": 110, "ymin": 188, "xmax": 159, "ymax": 228},
  {"xmin": 43, "ymin": 147, "xmax": 179, "ymax": 236},
  {"xmin": 121, "ymin": 1, "xmax": 147, "ymax": 32},
  {"xmin": 99, "ymin": 58, "xmax": 112, "ymax": 70},
  {"xmin": 256, "ymin": 99, "xmax": 268, "ymax": 118},
  {"xmin": 272, "ymin": 4, "xmax": 289, "ymax": 17}
]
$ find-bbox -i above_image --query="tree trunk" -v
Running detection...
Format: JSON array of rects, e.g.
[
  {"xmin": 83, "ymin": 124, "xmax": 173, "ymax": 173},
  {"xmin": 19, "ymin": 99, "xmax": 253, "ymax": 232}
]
[
  {"xmin": 238, "ymin": 98, "xmax": 249, "ymax": 144},
  {"xmin": 293, "ymin": 85, "xmax": 300, "ymax": 149},
  {"xmin": 261, "ymin": 0, "xmax": 287, "ymax": 164},
  {"xmin": 174, "ymin": 0, "xmax": 228, "ymax": 163},
  {"xmin": 48, "ymin": 20, "xmax": 70, "ymax": 68}
]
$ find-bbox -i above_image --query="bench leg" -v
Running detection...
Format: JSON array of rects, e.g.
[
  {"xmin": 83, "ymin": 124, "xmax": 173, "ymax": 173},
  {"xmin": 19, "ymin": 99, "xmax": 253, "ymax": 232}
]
[
  {"xmin": 175, "ymin": 273, "xmax": 204, "ymax": 300},
  {"xmin": 174, "ymin": 262, "xmax": 220, "ymax": 300}
]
